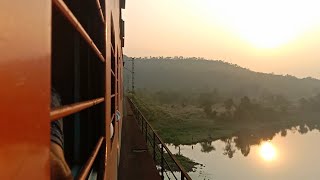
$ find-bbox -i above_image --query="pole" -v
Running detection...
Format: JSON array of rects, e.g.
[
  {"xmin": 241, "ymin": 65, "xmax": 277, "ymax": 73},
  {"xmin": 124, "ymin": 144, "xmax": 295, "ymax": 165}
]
[
  {"xmin": 131, "ymin": 57, "xmax": 135, "ymax": 93},
  {"xmin": 161, "ymin": 144, "xmax": 164, "ymax": 179}
]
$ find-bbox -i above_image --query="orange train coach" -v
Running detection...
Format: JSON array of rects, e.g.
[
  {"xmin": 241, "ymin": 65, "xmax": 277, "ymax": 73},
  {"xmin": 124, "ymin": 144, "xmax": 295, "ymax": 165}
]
[{"xmin": 0, "ymin": 0, "xmax": 125, "ymax": 179}]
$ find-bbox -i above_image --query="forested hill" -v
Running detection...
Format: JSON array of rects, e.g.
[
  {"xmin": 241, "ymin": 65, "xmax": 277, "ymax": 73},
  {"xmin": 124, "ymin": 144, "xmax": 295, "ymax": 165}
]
[{"xmin": 124, "ymin": 56, "xmax": 320, "ymax": 100}]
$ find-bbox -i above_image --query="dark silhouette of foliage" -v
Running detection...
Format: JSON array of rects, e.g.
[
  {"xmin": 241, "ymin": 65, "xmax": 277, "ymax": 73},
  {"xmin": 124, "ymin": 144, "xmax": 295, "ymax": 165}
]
[
  {"xmin": 200, "ymin": 142, "xmax": 216, "ymax": 153},
  {"xmin": 222, "ymin": 138, "xmax": 236, "ymax": 158},
  {"xmin": 224, "ymin": 98, "xmax": 234, "ymax": 112},
  {"xmin": 124, "ymin": 55, "xmax": 320, "ymax": 100}
]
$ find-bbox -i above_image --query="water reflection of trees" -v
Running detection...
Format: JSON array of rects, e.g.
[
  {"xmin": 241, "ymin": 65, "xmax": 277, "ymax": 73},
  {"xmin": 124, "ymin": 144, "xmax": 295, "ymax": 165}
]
[
  {"xmin": 218, "ymin": 121, "xmax": 320, "ymax": 158},
  {"xmin": 196, "ymin": 121, "xmax": 320, "ymax": 157},
  {"xmin": 222, "ymin": 138, "xmax": 236, "ymax": 158},
  {"xmin": 200, "ymin": 142, "xmax": 216, "ymax": 153}
]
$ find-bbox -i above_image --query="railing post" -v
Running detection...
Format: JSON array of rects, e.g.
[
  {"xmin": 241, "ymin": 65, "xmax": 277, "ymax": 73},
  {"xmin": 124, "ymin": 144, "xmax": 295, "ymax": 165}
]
[
  {"xmin": 161, "ymin": 144, "xmax": 164, "ymax": 180},
  {"xmin": 137, "ymin": 113, "xmax": 139, "ymax": 124},
  {"xmin": 141, "ymin": 116, "xmax": 144, "ymax": 131},
  {"xmin": 181, "ymin": 171, "xmax": 184, "ymax": 180},
  {"xmin": 145, "ymin": 124, "xmax": 148, "ymax": 143},
  {"xmin": 153, "ymin": 133, "xmax": 156, "ymax": 161}
]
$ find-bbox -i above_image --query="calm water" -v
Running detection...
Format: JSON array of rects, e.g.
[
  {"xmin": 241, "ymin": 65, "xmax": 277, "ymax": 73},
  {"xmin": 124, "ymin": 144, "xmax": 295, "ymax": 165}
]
[{"xmin": 167, "ymin": 127, "xmax": 320, "ymax": 180}]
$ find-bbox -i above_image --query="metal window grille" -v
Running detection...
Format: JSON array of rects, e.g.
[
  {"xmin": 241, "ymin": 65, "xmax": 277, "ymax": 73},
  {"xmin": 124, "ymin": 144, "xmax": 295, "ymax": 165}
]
[{"xmin": 51, "ymin": 0, "xmax": 123, "ymax": 179}]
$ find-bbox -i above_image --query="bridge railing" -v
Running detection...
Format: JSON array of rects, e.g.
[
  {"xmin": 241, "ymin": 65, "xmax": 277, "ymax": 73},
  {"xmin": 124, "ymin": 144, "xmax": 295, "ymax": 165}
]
[{"xmin": 127, "ymin": 97, "xmax": 192, "ymax": 180}]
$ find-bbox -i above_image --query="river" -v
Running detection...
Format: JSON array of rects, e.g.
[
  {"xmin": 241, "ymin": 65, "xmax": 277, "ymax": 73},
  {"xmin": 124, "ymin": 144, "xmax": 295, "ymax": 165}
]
[{"xmin": 167, "ymin": 125, "xmax": 320, "ymax": 180}]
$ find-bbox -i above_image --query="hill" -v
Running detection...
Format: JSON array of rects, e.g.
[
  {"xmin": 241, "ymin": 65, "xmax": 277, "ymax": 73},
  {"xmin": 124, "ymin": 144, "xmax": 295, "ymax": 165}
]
[{"xmin": 124, "ymin": 56, "xmax": 320, "ymax": 100}]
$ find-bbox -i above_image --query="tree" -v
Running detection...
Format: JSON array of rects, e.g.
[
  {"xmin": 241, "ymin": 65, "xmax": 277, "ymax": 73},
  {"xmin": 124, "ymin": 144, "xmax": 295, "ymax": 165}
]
[
  {"xmin": 299, "ymin": 97, "xmax": 308, "ymax": 110},
  {"xmin": 224, "ymin": 98, "xmax": 234, "ymax": 112},
  {"xmin": 274, "ymin": 95, "xmax": 290, "ymax": 112},
  {"xmin": 203, "ymin": 103, "xmax": 212, "ymax": 117},
  {"xmin": 240, "ymin": 96, "xmax": 251, "ymax": 108},
  {"xmin": 234, "ymin": 96, "xmax": 253, "ymax": 121},
  {"xmin": 198, "ymin": 89, "xmax": 219, "ymax": 108}
]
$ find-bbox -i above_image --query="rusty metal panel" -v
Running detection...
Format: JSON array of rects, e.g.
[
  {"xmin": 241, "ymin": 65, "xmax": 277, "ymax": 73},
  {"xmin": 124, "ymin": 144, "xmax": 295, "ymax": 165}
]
[
  {"xmin": 104, "ymin": 8, "xmax": 113, "ymax": 180},
  {"xmin": 105, "ymin": 0, "xmax": 123, "ymax": 179},
  {"xmin": 0, "ymin": 0, "xmax": 51, "ymax": 179}
]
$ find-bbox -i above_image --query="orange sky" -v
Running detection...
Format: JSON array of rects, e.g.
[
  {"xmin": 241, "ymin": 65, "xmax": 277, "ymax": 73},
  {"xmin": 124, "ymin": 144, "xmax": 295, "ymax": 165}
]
[{"xmin": 122, "ymin": 0, "xmax": 320, "ymax": 78}]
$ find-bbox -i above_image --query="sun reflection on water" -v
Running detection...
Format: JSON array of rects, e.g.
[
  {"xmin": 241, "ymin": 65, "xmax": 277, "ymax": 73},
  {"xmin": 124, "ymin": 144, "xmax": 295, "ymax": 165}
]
[{"xmin": 259, "ymin": 141, "xmax": 277, "ymax": 161}]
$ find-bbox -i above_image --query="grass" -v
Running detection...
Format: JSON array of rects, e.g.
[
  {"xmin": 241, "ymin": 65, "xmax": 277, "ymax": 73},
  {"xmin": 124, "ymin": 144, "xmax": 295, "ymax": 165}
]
[
  {"xmin": 155, "ymin": 152, "xmax": 201, "ymax": 172},
  {"xmin": 130, "ymin": 94, "xmax": 320, "ymax": 145},
  {"xmin": 131, "ymin": 94, "xmax": 235, "ymax": 145}
]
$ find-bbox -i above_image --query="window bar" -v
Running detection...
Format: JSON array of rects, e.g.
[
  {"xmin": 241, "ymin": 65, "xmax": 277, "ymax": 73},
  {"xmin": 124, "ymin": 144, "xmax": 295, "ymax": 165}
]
[
  {"xmin": 78, "ymin": 137, "xmax": 105, "ymax": 180},
  {"xmin": 50, "ymin": 97, "xmax": 105, "ymax": 121},
  {"xmin": 95, "ymin": 0, "xmax": 105, "ymax": 24},
  {"xmin": 111, "ymin": 43, "xmax": 115, "ymax": 54},
  {"xmin": 52, "ymin": 0, "xmax": 105, "ymax": 62},
  {"xmin": 111, "ymin": 113, "xmax": 115, "ymax": 122}
]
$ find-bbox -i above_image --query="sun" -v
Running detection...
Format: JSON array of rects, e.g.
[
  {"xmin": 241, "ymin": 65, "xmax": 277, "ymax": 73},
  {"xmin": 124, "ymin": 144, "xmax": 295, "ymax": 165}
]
[
  {"xmin": 259, "ymin": 141, "xmax": 276, "ymax": 161},
  {"xmin": 201, "ymin": 0, "xmax": 320, "ymax": 49}
]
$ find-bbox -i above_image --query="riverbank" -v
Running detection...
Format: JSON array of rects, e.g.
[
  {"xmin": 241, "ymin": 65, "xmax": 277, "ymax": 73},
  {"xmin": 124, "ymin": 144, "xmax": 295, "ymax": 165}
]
[
  {"xmin": 130, "ymin": 94, "xmax": 320, "ymax": 145},
  {"xmin": 129, "ymin": 94, "xmax": 320, "ymax": 172}
]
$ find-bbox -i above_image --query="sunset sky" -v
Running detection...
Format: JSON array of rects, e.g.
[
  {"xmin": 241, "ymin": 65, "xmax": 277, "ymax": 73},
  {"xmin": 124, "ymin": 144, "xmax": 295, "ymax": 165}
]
[{"xmin": 122, "ymin": 0, "xmax": 320, "ymax": 78}]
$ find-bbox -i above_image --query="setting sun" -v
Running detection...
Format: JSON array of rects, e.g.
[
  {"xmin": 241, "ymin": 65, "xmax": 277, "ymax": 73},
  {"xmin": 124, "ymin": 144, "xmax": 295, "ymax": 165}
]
[
  {"xmin": 260, "ymin": 141, "xmax": 277, "ymax": 161},
  {"xmin": 201, "ymin": 0, "xmax": 320, "ymax": 48}
]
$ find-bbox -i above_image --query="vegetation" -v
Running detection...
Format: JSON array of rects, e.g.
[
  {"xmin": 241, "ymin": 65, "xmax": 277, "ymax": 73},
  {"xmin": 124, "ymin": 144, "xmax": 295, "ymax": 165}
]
[
  {"xmin": 130, "ymin": 91, "xmax": 320, "ymax": 146},
  {"xmin": 125, "ymin": 56, "xmax": 320, "ymax": 166},
  {"xmin": 155, "ymin": 153, "xmax": 201, "ymax": 172},
  {"xmin": 173, "ymin": 154, "xmax": 201, "ymax": 172},
  {"xmin": 124, "ymin": 56, "xmax": 320, "ymax": 100}
]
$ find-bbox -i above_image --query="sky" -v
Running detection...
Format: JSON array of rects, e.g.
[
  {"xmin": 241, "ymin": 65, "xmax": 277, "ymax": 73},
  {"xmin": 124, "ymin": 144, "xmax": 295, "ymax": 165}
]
[{"xmin": 122, "ymin": 0, "xmax": 320, "ymax": 79}]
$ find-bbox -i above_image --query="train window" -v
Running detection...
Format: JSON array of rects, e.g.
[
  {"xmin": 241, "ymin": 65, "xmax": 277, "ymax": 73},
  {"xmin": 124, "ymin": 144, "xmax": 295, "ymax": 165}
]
[{"xmin": 51, "ymin": 0, "xmax": 106, "ymax": 178}]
